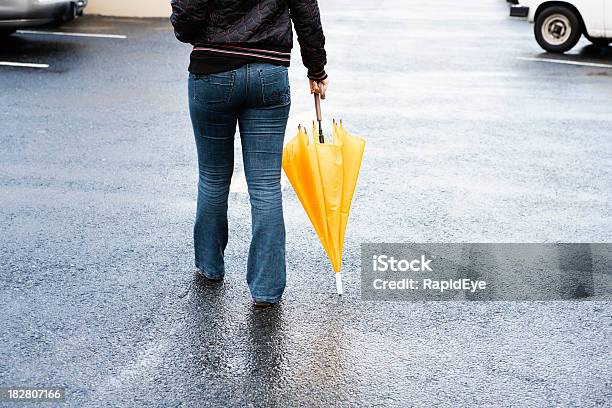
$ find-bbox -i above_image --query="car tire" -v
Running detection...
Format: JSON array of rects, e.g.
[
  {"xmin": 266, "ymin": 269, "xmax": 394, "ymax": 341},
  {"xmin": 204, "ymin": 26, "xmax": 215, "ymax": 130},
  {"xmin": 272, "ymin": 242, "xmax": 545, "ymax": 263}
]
[
  {"xmin": 67, "ymin": 4, "xmax": 77, "ymax": 22},
  {"xmin": 534, "ymin": 6, "xmax": 582, "ymax": 53},
  {"xmin": 54, "ymin": 3, "xmax": 76, "ymax": 25}
]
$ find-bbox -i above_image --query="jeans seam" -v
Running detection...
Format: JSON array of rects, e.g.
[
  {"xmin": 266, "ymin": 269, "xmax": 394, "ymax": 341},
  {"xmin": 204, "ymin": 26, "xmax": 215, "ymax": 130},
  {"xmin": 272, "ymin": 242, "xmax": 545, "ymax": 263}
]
[
  {"xmin": 258, "ymin": 68, "xmax": 265, "ymax": 104},
  {"xmin": 224, "ymin": 70, "xmax": 236, "ymax": 103},
  {"xmin": 252, "ymin": 295, "xmax": 282, "ymax": 303},
  {"xmin": 196, "ymin": 265, "xmax": 224, "ymax": 280}
]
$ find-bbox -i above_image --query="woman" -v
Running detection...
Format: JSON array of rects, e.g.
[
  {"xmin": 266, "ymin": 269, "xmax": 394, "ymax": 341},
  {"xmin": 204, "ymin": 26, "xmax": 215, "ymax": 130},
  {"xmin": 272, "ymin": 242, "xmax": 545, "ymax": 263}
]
[{"xmin": 170, "ymin": 0, "xmax": 329, "ymax": 307}]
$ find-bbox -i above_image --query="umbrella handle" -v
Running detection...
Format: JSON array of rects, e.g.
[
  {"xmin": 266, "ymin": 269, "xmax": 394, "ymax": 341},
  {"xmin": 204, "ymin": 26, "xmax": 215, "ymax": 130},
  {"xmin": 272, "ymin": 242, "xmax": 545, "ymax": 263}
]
[
  {"xmin": 313, "ymin": 93, "xmax": 324, "ymax": 143},
  {"xmin": 314, "ymin": 93, "xmax": 322, "ymax": 122}
]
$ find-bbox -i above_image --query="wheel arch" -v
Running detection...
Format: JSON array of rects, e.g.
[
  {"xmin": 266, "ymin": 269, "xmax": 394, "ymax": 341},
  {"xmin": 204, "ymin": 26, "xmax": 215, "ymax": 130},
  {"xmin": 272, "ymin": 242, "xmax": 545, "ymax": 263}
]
[{"xmin": 534, "ymin": 1, "xmax": 586, "ymax": 33}]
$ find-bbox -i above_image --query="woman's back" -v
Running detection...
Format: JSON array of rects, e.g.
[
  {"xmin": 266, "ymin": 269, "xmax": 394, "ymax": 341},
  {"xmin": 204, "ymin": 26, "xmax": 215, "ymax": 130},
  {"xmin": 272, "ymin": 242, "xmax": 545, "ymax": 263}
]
[
  {"xmin": 199, "ymin": 0, "xmax": 291, "ymax": 46},
  {"xmin": 171, "ymin": 0, "xmax": 327, "ymax": 81}
]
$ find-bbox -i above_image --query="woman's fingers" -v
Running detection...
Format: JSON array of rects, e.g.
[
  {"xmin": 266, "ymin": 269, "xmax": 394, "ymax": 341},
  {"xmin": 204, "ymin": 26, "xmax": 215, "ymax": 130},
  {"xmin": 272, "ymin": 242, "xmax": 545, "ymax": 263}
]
[
  {"xmin": 317, "ymin": 78, "xmax": 329, "ymax": 99},
  {"xmin": 319, "ymin": 80, "xmax": 328, "ymax": 99},
  {"xmin": 309, "ymin": 78, "xmax": 329, "ymax": 99},
  {"xmin": 310, "ymin": 80, "xmax": 320, "ymax": 95}
]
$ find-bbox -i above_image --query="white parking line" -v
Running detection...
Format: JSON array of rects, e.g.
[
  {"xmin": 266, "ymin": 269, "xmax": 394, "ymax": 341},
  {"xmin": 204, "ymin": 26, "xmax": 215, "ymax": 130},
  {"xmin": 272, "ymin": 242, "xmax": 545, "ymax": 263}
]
[
  {"xmin": 518, "ymin": 56, "xmax": 612, "ymax": 69},
  {"xmin": 17, "ymin": 30, "xmax": 127, "ymax": 39},
  {"xmin": 0, "ymin": 61, "xmax": 49, "ymax": 69}
]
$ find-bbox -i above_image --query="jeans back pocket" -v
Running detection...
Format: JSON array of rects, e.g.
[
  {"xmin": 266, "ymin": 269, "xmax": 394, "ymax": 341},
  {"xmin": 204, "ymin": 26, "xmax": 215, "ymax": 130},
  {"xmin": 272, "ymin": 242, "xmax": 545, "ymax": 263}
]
[
  {"xmin": 259, "ymin": 66, "xmax": 290, "ymax": 106},
  {"xmin": 191, "ymin": 71, "xmax": 236, "ymax": 105}
]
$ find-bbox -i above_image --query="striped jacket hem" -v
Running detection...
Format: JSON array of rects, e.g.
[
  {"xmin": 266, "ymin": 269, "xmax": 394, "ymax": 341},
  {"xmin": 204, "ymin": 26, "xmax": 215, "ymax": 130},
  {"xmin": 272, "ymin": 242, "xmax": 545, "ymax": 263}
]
[{"xmin": 192, "ymin": 43, "xmax": 327, "ymax": 80}]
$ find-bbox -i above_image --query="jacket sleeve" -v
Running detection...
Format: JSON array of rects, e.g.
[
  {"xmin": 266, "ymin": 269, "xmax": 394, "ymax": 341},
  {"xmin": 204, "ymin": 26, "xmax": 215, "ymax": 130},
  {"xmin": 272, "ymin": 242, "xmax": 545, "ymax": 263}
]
[
  {"xmin": 170, "ymin": 0, "xmax": 209, "ymax": 44},
  {"xmin": 287, "ymin": 0, "xmax": 328, "ymax": 80}
]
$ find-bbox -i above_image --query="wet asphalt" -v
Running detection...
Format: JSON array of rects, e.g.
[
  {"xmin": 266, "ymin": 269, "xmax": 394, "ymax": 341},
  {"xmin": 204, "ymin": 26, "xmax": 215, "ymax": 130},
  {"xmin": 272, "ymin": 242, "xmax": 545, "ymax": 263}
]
[{"xmin": 1, "ymin": 0, "xmax": 611, "ymax": 406}]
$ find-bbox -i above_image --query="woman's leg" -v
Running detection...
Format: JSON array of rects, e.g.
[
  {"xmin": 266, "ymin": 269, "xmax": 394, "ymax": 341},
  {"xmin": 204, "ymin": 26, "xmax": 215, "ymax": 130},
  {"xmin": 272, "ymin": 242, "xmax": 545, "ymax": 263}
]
[
  {"xmin": 239, "ymin": 64, "xmax": 291, "ymax": 303},
  {"xmin": 188, "ymin": 72, "xmax": 239, "ymax": 279}
]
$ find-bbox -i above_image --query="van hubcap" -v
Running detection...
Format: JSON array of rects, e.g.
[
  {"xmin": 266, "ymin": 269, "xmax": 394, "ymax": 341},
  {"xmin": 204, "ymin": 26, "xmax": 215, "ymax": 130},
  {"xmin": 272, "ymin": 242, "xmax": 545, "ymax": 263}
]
[{"xmin": 542, "ymin": 14, "xmax": 571, "ymax": 45}]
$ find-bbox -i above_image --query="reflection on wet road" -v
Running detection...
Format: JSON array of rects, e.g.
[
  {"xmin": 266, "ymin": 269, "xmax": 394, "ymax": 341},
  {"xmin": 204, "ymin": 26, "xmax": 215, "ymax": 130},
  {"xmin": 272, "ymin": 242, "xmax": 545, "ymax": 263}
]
[{"xmin": 1, "ymin": 0, "xmax": 611, "ymax": 406}]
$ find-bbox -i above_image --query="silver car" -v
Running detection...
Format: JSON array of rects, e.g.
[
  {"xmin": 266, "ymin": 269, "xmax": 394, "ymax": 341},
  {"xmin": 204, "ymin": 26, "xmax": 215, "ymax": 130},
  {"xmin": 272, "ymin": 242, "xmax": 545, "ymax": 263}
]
[{"xmin": 0, "ymin": 0, "xmax": 87, "ymax": 36}]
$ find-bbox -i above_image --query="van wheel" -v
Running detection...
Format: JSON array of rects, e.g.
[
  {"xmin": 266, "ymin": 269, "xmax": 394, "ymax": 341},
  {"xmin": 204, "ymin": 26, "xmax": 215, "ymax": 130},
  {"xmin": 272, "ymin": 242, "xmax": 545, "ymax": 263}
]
[{"xmin": 534, "ymin": 6, "xmax": 582, "ymax": 53}]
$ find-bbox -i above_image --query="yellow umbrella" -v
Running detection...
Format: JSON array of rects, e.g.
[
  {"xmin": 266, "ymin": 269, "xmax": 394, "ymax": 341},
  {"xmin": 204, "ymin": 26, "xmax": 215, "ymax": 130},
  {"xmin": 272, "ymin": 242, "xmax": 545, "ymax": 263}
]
[{"xmin": 282, "ymin": 94, "xmax": 365, "ymax": 294}]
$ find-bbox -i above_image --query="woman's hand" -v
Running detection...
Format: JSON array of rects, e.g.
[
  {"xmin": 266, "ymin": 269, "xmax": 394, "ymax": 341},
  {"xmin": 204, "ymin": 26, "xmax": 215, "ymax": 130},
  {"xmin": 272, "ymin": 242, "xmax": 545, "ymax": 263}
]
[{"xmin": 310, "ymin": 78, "xmax": 330, "ymax": 99}]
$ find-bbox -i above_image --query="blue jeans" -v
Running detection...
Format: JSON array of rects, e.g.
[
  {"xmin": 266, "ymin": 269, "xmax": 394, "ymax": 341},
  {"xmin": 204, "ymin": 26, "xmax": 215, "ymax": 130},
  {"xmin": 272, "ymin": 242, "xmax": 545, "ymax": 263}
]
[{"xmin": 188, "ymin": 63, "xmax": 290, "ymax": 304}]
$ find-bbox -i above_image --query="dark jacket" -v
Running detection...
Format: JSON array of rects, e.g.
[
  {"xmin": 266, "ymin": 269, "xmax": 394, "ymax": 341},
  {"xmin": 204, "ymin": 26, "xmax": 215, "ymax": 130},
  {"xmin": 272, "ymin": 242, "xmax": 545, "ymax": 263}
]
[{"xmin": 170, "ymin": 0, "xmax": 327, "ymax": 80}]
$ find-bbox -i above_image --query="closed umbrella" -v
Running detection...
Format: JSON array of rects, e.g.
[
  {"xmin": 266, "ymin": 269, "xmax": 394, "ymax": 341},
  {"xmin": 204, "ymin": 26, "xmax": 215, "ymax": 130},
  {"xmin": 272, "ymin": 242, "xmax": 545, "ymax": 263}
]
[{"xmin": 282, "ymin": 94, "xmax": 365, "ymax": 294}]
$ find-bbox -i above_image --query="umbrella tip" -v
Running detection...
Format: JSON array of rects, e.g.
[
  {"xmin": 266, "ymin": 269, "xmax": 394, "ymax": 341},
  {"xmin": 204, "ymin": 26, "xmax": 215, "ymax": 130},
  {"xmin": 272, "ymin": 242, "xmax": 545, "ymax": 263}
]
[
  {"xmin": 298, "ymin": 124, "xmax": 301, "ymax": 129},
  {"xmin": 335, "ymin": 272, "xmax": 343, "ymax": 295}
]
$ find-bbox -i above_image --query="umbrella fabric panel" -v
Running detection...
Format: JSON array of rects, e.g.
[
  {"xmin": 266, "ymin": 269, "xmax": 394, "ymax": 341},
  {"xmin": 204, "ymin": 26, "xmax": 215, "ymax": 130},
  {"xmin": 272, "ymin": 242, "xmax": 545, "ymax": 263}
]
[{"xmin": 282, "ymin": 121, "xmax": 365, "ymax": 275}]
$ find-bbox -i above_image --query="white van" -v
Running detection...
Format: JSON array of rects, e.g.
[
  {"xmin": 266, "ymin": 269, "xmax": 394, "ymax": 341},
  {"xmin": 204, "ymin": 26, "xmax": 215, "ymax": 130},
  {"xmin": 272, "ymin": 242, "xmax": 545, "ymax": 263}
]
[{"xmin": 510, "ymin": 0, "xmax": 612, "ymax": 52}]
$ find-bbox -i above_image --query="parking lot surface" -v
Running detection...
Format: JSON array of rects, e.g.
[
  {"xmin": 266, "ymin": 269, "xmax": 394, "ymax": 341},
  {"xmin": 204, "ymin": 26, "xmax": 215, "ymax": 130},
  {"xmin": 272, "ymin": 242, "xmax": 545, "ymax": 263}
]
[{"xmin": 1, "ymin": 0, "xmax": 611, "ymax": 406}]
